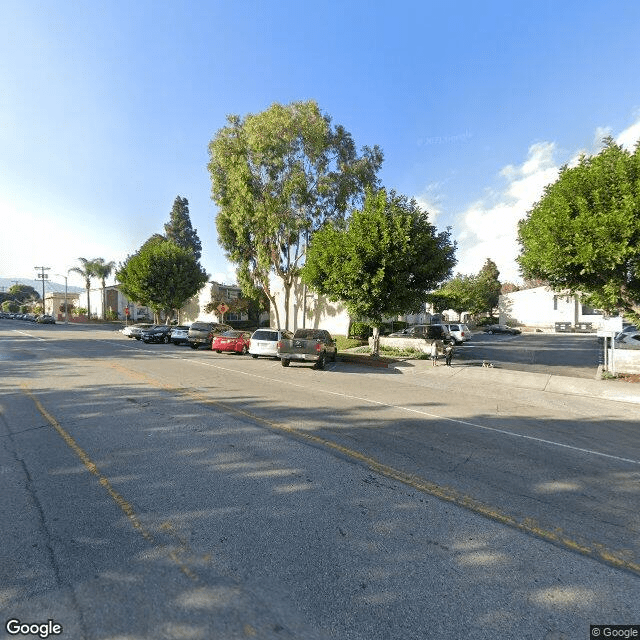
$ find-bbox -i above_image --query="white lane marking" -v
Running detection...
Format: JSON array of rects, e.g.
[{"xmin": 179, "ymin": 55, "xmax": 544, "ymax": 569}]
[
  {"xmin": 10, "ymin": 330, "xmax": 47, "ymax": 341},
  {"xmin": 75, "ymin": 338, "xmax": 640, "ymax": 467}
]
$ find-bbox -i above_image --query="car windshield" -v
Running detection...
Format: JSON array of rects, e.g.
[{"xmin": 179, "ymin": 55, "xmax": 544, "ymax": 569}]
[
  {"xmin": 294, "ymin": 329, "xmax": 326, "ymax": 340},
  {"xmin": 191, "ymin": 322, "xmax": 212, "ymax": 330},
  {"xmin": 252, "ymin": 330, "xmax": 278, "ymax": 341}
]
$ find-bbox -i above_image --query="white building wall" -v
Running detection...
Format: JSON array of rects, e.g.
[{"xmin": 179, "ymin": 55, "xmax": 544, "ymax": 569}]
[
  {"xmin": 270, "ymin": 276, "xmax": 352, "ymax": 335},
  {"xmin": 499, "ymin": 287, "xmax": 604, "ymax": 329}
]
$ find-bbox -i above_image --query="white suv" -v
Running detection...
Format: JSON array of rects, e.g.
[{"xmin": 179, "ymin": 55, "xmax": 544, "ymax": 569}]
[{"xmin": 442, "ymin": 323, "xmax": 470, "ymax": 345}]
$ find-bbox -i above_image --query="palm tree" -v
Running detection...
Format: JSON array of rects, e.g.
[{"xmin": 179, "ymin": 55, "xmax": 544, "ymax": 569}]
[
  {"xmin": 69, "ymin": 258, "xmax": 98, "ymax": 320},
  {"xmin": 92, "ymin": 258, "xmax": 116, "ymax": 320}
]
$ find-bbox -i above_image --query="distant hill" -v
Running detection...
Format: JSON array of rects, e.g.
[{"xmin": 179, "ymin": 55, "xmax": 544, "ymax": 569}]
[{"xmin": 0, "ymin": 277, "xmax": 84, "ymax": 295}]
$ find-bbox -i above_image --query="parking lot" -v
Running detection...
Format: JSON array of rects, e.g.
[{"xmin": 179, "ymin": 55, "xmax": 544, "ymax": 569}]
[{"xmin": 451, "ymin": 331, "xmax": 601, "ymax": 379}]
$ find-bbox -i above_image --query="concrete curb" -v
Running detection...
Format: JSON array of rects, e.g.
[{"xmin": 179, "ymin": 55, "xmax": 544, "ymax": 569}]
[{"xmin": 391, "ymin": 360, "xmax": 640, "ymax": 404}]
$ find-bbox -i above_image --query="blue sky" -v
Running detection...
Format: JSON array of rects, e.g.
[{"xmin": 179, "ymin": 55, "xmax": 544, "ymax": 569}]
[{"xmin": 2, "ymin": 0, "xmax": 640, "ymax": 292}]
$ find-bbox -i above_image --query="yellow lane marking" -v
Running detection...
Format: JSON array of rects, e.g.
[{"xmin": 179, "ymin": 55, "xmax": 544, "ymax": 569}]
[
  {"xmin": 105, "ymin": 362, "xmax": 640, "ymax": 577},
  {"xmin": 21, "ymin": 383, "xmax": 200, "ymax": 582},
  {"xmin": 111, "ymin": 342, "xmax": 640, "ymax": 466}
]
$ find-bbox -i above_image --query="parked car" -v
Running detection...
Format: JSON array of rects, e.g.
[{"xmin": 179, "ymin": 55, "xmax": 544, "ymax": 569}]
[
  {"xmin": 188, "ymin": 321, "xmax": 233, "ymax": 349},
  {"xmin": 277, "ymin": 328, "xmax": 337, "ymax": 369},
  {"xmin": 442, "ymin": 323, "xmax": 470, "ymax": 344},
  {"xmin": 211, "ymin": 330, "xmax": 252, "ymax": 354},
  {"xmin": 169, "ymin": 325, "xmax": 191, "ymax": 345},
  {"xmin": 36, "ymin": 314, "xmax": 56, "ymax": 324},
  {"xmin": 615, "ymin": 324, "xmax": 639, "ymax": 342},
  {"xmin": 141, "ymin": 325, "xmax": 173, "ymax": 344},
  {"xmin": 388, "ymin": 324, "xmax": 453, "ymax": 343},
  {"xmin": 616, "ymin": 331, "xmax": 640, "ymax": 349},
  {"xmin": 122, "ymin": 323, "xmax": 153, "ymax": 339},
  {"xmin": 249, "ymin": 328, "xmax": 294, "ymax": 359},
  {"xmin": 483, "ymin": 324, "xmax": 521, "ymax": 335}
]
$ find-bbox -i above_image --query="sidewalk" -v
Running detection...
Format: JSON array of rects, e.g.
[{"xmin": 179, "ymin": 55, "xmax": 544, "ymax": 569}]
[{"xmin": 391, "ymin": 359, "xmax": 640, "ymax": 405}]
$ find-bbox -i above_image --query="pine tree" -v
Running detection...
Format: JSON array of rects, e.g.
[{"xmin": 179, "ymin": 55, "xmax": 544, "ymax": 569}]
[{"xmin": 164, "ymin": 196, "xmax": 202, "ymax": 261}]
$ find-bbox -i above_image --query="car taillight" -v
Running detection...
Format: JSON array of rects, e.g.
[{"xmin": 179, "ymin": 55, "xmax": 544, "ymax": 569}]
[
  {"xmin": 277, "ymin": 341, "xmax": 282, "ymax": 349},
  {"xmin": 315, "ymin": 342, "xmax": 322, "ymax": 352}
]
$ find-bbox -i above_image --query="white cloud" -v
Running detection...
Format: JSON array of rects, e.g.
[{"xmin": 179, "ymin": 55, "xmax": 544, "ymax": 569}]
[
  {"xmin": 454, "ymin": 142, "xmax": 559, "ymax": 282},
  {"xmin": 210, "ymin": 265, "xmax": 238, "ymax": 285},
  {"xmin": 451, "ymin": 114, "xmax": 640, "ymax": 283},
  {"xmin": 415, "ymin": 183, "xmax": 444, "ymax": 225},
  {"xmin": 616, "ymin": 118, "xmax": 640, "ymax": 150}
]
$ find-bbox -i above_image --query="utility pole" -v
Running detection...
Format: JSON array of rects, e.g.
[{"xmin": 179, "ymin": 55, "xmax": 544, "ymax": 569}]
[{"xmin": 34, "ymin": 266, "xmax": 51, "ymax": 314}]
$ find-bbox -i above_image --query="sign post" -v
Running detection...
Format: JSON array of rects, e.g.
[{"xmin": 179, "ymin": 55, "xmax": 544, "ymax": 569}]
[
  {"xmin": 597, "ymin": 317, "xmax": 623, "ymax": 375},
  {"xmin": 217, "ymin": 303, "xmax": 229, "ymax": 323}
]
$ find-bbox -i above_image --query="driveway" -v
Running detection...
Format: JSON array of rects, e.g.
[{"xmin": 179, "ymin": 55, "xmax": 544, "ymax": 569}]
[{"xmin": 452, "ymin": 332, "xmax": 601, "ymax": 379}]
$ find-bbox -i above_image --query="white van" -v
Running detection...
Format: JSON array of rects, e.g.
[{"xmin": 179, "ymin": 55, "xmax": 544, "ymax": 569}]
[{"xmin": 442, "ymin": 323, "xmax": 470, "ymax": 345}]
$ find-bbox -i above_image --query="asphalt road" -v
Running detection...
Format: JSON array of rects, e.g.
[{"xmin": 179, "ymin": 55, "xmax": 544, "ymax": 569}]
[
  {"xmin": 1, "ymin": 321, "xmax": 639, "ymax": 640},
  {"xmin": 452, "ymin": 332, "xmax": 602, "ymax": 378}
]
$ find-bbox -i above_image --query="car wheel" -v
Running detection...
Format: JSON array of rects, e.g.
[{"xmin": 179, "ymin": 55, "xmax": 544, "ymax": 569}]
[
  {"xmin": 331, "ymin": 349, "xmax": 337, "ymax": 362},
  {"xmin": 135, "ymin": 336, "xmax": 141, "ymax": 340},
  {"xmin": 487, "ymin": 330, "xmax": 494, "ymax": 335},
  {"xmin": 315, "ymin": 354, "xmax": 325, "ymax": 370},
  {"xmin": 163, "ymin": 335, "xmax": 170, "ymax": 343},
  {"xmin": 251, "ymin": 354, "xmax": 258, "ymax": 359},
  {"xmin": 241, "ymin": 345, "xmax": 248, "ymax": 355},
  {"xmin": 216, "ymin": 350, "xmax": 222, "ymax": 353},
  {"xmin": 190, "ymin": 343, "xmax": 198, "ymax": 349},
  {"xmin": 281, "ymin": 358, "xmax": 290, "ymax": 367}
]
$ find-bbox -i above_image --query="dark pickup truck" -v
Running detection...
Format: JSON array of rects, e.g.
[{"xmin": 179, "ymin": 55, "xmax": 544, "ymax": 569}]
[
  {"xmin": 188, "ymin": 321, "xmax": 232, "ymax": 349},
  {"xmin": 277, "ymin": 328, "xmax": 338, "ymax": 369}
]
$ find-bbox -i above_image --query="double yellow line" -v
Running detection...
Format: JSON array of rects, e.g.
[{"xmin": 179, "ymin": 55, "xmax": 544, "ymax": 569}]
[{"xmin": 22, "ymin": 366, "xmax": 640, "ymax": 579}]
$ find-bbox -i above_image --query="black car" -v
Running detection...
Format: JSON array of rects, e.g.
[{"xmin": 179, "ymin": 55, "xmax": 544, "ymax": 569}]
[
  {"xmin": 483, "ymin": 324, "xmax": 521, "ymax": 335},
  {"xmin": 188, "ymin": 321, "xmax": 233, "ymax": 349},
  {"xmin": 388, "ymin": 324, "xmax": 453, "ymax": 343},
  {"xmin": 141, "ymin": 325, "xmax": 173, "ymax": 344}
]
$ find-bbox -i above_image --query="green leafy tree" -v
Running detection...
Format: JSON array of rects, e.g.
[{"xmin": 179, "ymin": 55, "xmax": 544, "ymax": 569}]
[
  {"xmin": 518, "ymin": 137, "xmax": 640, "ymax": 321},
  {"xmin": 475, "ymin": 258, "xmax": 502, "ymax": 314},
  {"xmin": 428, "ymin": 260, "xmax": 500, "ymax": 319},
  {"xmin": 69, "ymin": 258, "xmax": 99, "ymax": 320},
  {"xmin": 92, "ymin": 258, "xmax": 116, "ymax": 321},
  {"xmin": 116, "ymin": 239, "xmax": 208, "ymax": 322},
  {"xmin": 8, "ymin": 284, "xmax": 40, "ymax": 303},
  {"xmin": 428, "ymin": 274, "xmax": 478, "ymax": 319},
  {"xmin": 164, "ymin": 196, "xmax": 202, "ymax": 261},
  {"xmin": 208, "ymin": 99, "xmax": 383, "ymax": 329},
  {"xmin": 302, "ymin": 189, "xmax": 456, "ymax": 355}
]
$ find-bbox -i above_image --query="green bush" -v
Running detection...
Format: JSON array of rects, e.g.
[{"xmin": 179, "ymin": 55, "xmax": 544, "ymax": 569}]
[
  {"xmin": 349, "ymin": 321, "xmax": 373, "ymax": 338},
  {"xmin": 335, "ymin": 335, "xmax": 368, "ymax": 350}
]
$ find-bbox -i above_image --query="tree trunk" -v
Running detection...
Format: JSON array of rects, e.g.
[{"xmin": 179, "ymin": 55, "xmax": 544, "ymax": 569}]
[
  {"xmin": 263, "ymin": 284, "xmax": 280, "ymax": 330},
  {"xmin": 283, "ymin": 280, "xmax": 292, "ymax": 330},
  {"xmin": 371, "ymin": 325, "xmax": 381, "ymax": 357}
]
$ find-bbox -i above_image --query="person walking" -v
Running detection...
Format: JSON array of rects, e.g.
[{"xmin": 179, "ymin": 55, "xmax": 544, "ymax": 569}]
[
  {"xmin": 444, "ymin": 343, "xmax": 454, "ymax": 367},
  {"xmin": 430, "ymin": 340, "xmax": 439, "ymax": 366}
]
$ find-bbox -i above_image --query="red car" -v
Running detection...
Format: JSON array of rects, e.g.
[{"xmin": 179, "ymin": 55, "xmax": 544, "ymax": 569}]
[{"xmin": 211, "ymin": 330, "xmax": 251, "ymax": 355}]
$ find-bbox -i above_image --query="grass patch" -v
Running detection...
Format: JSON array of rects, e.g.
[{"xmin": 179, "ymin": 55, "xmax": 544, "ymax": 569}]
[
  {"xmin": 335, "ymin": 336, "xmax": 368, "ymax": 350},
  {"xmin": 379, "ymin": 345, "xmax": 430, "ymax": 359},
  {"xmin": 343, "ymin": 344, "xmax": 430, "ymax": 359}
]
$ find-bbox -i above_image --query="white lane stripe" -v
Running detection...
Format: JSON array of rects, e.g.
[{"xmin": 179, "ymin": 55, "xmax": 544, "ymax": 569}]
[
  {"xmin": 99, "ymin": 338, "xmax": 640, "ymax": 467},
  {"xmin": 11, "ymin": 330, "xmax": 47, "ymax": 341}
]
